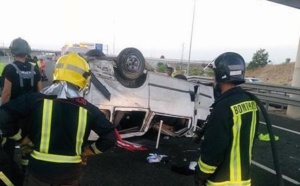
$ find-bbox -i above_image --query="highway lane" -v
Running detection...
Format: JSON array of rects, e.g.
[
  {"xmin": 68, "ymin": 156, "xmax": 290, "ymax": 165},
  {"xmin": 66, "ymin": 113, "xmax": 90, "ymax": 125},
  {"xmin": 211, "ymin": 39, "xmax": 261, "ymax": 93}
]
[
  {"xmin": 252, "ymin": 114, "xmax": 300, "ymax": 186},
  {"xmin": 79, "ymin": 114, "xmax": 300, "ymax": 186}
]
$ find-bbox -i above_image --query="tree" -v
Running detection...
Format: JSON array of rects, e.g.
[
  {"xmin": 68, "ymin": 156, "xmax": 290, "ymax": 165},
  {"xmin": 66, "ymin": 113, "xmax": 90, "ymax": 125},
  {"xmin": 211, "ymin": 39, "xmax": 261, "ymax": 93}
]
[
  {"xmin": 247, "ymin": 49, "xmax": 270, "ymax": 70},
  {"xmin": 189, "ymin": 65, "xmax": 201, "ymax": 76},
  {"xmin": 156, "ymin": 62, "xmax": 167, "ymax": 73}
]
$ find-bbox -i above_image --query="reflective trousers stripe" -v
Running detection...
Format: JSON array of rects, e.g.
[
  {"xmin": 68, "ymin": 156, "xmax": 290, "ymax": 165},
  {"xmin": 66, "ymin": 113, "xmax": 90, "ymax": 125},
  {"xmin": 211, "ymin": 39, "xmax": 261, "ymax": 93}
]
[
  {"xmin": 207, "ymin": 179, "xmax": 251, "ymax": 186},
  {"xmin": 0, "ymin": 171, "xmax": 14, "ymax": 186},
  {"xmin": 31, "ymin": 150, "xmax": 81, "ymax": 163},
  {"xmin": 21, "ymin": 158, "xmax": 29, "ymax": 166}
]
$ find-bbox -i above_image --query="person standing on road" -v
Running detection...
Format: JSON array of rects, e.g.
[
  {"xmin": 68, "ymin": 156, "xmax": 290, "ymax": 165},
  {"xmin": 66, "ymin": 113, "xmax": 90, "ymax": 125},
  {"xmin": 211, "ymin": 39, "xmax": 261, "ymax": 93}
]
[
  {"xmin": 37, "ymin": 58, "xmax": 48, "ymax": 81},
  {"xmin": 0, "ymin": 52, "xmax": 117, "ymax": 186},
  {"xmin": 0, "ymin": 37, "xmax": 42, "ymax": 185},
  {"xmin": 26, "ymin": 55, "xmax": 39, "ymax": 68},
  {"xmin": 166, "ymin": 66, "xmax": 174, "ymax": 77},
  {"xmin": 193, "ymin": 52, "xmax": 259, "ymax": 186}
]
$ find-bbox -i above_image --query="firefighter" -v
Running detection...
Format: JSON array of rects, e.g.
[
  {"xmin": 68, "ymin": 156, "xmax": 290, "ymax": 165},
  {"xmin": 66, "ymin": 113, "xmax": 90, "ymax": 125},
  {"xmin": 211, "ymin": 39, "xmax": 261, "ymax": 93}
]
[
  {"xmin": 1, "ymin": 37, "xmax": 42, "ymax": 105},
  {"xmin": 1, "ymin": 37, "xmax": 43, "ymax": 186},
  {"xmin": 193, "ymin": 52, "xmax": 259, "ymax": 186},
  {"xmin": 0, "ymin": 52, "xmax": 117, "ymax": 185}
]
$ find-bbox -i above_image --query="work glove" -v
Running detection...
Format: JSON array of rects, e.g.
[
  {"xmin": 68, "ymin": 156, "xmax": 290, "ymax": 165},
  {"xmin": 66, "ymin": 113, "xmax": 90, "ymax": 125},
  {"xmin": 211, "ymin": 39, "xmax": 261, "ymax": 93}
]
[
  {"xmin": 193, "ymin": 128, "xmax": 205, "ymax": 144},
  {"xmin": 0, "ymin": 129, "xmax": 6, "ymax": 147},
  {"xmin": 81, "ymin": 146, "xmax": 96, "ymax": 166},
  {"xmin": 20, "ymin": 136, "xmax": 34, "ymax": 156},
  {"xmin": 194, "ymin": 163, "xmax": 210, "ymax": 186}
]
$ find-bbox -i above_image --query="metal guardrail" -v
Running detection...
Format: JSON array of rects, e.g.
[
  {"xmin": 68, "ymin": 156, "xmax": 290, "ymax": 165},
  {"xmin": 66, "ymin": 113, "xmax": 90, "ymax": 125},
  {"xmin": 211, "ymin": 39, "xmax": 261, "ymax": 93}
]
[
  {"xmin": 187, "ymin": 76, "xmax": 300, "ymax": 109},
  {"xmin": 241, "ymin": 83, "xmax": 300, "ymax": 108}
]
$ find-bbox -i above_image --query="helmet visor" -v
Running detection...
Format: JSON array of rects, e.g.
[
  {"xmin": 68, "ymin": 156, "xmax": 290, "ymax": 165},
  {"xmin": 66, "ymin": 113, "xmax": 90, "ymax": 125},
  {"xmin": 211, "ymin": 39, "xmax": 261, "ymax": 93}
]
[
  {"xmin": 203, "ymin": 60, "xmax": 216, "ymax": 78},
  {"xmin": 204, "ymin": 59, "xmax": 216, "ymax": 71}
]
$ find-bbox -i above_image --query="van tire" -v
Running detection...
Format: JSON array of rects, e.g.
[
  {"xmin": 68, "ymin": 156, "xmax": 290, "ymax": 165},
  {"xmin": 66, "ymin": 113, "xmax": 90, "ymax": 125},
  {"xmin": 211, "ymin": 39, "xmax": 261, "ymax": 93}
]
[
  {"xmin": 114, "ymin": 68, "xmax": 147, "ymax": 88},
  {"xmin": 116, "ymin": 48, "xmax": 145, "ymax": 80}
]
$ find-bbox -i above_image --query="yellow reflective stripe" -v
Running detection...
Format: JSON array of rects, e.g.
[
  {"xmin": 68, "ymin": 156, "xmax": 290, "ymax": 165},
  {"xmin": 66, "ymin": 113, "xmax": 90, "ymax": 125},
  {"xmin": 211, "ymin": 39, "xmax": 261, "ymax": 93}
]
[
  {"xmin": 56, "ymin": 63, "xmax": 86, "ymax": 75},
  {"xmin": 198, "ymin": 157, "xmax": 217, "ymax": 174},
  {"xmin": 230, "ymin": 114, "xmax": 242, "ymax": 181},
  {"xmin": 90, "ymin": 143, "xmax": 102, "ymax": 154},
  {"xmin": 0, "ymin": 171, "xmax": 14, "ymax": 186},
  {"xmin": 207, "ymin": 179, "xmax": 251, "ymax": 186},
  {"xmin": 249, "ymin": 111, "xmax": 257, "ymax": 163},
  {"xmin": 76, "ymin": 107, "xmax": 87, "ymax": 155},
  {"xmin": 8, "ymin": 129, "xmax": 22, "ymax": 141},
  {"xmin": 31, "ymin": 150, "xmax": 81, "ymax": 163},
  {"xmin": 40, "ymin": 99, "xmax": 53, "ymax": 153},
  {"xmin": 29, "ymin": 62, "xmax": 36, "ymax": 66},
  {"xmin": 20, "ymin": 158, "xmax": 29, "ymax": 166}
]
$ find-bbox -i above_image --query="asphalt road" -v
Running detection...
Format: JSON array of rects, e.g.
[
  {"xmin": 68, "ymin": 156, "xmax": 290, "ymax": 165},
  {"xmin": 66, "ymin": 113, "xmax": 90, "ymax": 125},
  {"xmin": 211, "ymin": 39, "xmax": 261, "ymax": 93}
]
[
  {"xmin": 41, "ymin": 60, "xmax": 300, "ymax": 186},
  {"xmin": 78, "ymin": 112, "xmax": 300, "ymax": 186}
]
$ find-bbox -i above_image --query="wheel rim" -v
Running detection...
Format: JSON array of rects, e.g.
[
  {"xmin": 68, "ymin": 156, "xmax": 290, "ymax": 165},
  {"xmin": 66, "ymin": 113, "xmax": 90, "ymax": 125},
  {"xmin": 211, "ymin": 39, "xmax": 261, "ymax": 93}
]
[{"xmin": 124, "ymin": 54, "xmax": 142, "ymax": 73}]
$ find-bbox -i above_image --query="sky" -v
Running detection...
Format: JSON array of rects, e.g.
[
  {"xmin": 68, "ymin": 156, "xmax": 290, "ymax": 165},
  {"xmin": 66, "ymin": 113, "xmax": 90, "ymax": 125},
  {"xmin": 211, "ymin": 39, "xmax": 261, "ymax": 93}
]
[{"xmin": 1, "ymin": 0, "xmax": 300, "ymax": 63}]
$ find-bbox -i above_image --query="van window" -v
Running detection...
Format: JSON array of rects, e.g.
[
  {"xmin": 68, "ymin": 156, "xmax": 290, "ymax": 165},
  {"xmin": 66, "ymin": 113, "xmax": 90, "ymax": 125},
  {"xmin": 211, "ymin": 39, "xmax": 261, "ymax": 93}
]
[{"xmin": 114, "ymin": 111, "xmax": 147, "ymax": 134}]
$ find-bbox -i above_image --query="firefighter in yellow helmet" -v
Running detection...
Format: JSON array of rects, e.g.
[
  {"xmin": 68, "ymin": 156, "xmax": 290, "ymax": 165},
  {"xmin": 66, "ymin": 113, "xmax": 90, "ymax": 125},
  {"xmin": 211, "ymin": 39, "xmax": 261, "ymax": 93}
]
[
  {"xmin": 0, "ymin": 52, "xmax": 117, "ymax": 185},
  {"xmin": 53, "ymin": 52, "xmax": 91, "ymax": 90}
]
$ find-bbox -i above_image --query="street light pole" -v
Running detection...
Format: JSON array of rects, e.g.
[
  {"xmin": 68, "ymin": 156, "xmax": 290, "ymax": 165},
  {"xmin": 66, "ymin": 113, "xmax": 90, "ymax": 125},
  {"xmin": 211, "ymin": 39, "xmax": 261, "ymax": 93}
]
[
  {"xmin": 187, "ymin": 0, "xmax": 196, "ymax": 76},
  {"xmin": 181, "ymin": 43, "xmax": 184, "ymax": 71}
]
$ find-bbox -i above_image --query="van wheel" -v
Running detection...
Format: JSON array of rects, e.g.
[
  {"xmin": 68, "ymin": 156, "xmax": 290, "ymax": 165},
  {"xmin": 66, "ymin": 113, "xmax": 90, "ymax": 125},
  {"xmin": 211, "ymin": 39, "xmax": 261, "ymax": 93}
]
[
  {"xmin": 116, "ymin": 48, "xmax": 145, "ymax": 80},
  {"xmin": 114, "ymin": 68, "xmax": 147, "ymax": 88}
]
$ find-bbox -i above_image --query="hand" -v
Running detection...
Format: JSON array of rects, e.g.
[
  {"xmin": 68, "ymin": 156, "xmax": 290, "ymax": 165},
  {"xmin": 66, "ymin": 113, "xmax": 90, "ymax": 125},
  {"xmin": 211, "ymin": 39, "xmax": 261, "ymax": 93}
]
[
  {"xmin": 193, "ymin": 129, "xmax": 204, "ymax": 144},
  {"xmin": 20, "ymin": 136, "xmax": 34, "ymax": 156},
  {"xmin": 81, "ymin": 155, "xmax": 88, "ymax": 166},
  {"xmin": 194, "ymin": 178, "xmax": 206, "ymax": 186},
  {"xmin": 193, "ymin": 164, "xmax": 210, "ymax": 186},
  {"xmin": 194, "ymin": 171, "xmax": 207, "ymax": 186},
  {"xmin": 81, "ymin": 146, "xmax": 95, "ymax": 165}
]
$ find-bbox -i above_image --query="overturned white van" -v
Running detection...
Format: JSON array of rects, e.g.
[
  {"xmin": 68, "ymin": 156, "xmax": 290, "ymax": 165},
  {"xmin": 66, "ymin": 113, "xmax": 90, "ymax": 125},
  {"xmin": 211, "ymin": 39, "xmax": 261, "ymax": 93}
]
[{"xmin": 84, "ymin": 48, "xmax": 214, "ymax": 139}]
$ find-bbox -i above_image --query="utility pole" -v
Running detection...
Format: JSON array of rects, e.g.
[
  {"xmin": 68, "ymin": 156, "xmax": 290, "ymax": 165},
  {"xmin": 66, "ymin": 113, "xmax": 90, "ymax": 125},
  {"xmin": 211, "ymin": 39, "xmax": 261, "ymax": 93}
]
[
  {"xmin": 180, "ymin": 43, "xmax": 184, "ymax": 71},
  {"xmin": 187, "ymin": 0, "xmax": 196, "ymax": 76},
  {"xmin": 113, "ymin": 19, "xmax": 116, "ymax": 56},
  {"xmin": 113, "ymin": 34, "xmax": 115, "ymax": 56}
]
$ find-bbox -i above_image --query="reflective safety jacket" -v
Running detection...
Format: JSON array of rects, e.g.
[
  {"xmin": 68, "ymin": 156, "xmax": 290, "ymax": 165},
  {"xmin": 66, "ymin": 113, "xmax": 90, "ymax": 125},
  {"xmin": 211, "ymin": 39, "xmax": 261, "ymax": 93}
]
[
  {"xmin": 197, "ymin": 87, "xmax": 259, "ymax": 186},
  {"xmin": 0, "ymin": 92, "xmax": 116, "ymax": 182}
]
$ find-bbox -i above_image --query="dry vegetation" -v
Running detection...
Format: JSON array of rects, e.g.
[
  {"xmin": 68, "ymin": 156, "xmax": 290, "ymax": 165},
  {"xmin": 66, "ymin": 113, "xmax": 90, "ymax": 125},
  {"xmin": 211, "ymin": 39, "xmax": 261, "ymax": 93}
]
[{"xmin": 245, "ymin": 62, "xmax": 295, "ymax": 85}]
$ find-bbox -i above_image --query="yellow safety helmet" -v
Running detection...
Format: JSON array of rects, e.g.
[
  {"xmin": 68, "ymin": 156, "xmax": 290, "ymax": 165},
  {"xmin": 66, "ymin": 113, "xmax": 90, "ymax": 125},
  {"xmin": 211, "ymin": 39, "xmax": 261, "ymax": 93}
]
[{"xmin": 53, "ymin": 52, "xmax": 91, "ymax": 89}]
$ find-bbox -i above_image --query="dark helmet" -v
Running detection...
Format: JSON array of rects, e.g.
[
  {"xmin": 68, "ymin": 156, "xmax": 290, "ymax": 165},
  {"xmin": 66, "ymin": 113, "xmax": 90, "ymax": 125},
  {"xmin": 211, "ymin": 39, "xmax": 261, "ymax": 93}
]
[
  {"xmin": 207, "ymin": 52, "xmax": 245, "ymax": 85},
  {"xmin": 9, "ymin": 37, "xmax": 31, "ymax": 56}
]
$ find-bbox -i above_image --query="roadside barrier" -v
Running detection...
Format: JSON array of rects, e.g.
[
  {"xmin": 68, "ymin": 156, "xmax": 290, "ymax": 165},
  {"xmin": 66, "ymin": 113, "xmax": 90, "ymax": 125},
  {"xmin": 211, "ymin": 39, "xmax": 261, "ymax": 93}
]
[{"xmin": 187, "ymin": 76, "xmax": 300, "ymax": 109}]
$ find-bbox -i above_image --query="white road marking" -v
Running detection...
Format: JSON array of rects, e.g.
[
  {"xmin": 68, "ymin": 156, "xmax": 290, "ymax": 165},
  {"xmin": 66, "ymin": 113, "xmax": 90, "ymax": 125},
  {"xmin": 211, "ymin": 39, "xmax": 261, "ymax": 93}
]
[
  {"xmin": 260, "ymin": 121, "xmax": 300, "ymax": 136},
  {"xmin": 252, "ymin": 160, "xmax": 300, "ymax": 185}
]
